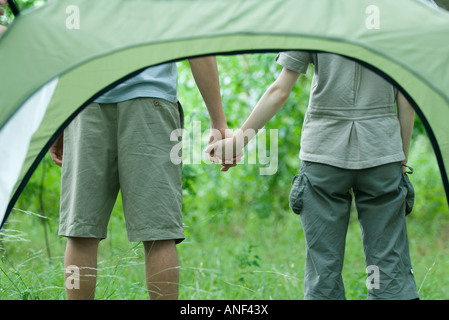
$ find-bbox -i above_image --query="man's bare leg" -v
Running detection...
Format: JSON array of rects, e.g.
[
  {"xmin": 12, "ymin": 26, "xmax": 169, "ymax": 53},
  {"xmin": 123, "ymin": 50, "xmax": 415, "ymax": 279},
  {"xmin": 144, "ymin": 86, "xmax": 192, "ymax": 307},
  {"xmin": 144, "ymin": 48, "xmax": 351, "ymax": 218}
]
[
  {"xmin": 64, "ymin": 237, "xmax": 101, "ymax": 300},
  {"xmin": 144, "ymin": 240, "xmax": 179, "ymax": 300}
]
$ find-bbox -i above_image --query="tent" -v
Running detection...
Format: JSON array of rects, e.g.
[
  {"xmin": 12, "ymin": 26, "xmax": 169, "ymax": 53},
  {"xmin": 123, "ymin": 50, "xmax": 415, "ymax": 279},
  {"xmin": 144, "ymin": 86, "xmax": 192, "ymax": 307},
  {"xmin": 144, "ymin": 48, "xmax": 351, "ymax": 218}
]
[{"xmin": 1, "ymin": 0, "xmax": 448, "ymax": 228}]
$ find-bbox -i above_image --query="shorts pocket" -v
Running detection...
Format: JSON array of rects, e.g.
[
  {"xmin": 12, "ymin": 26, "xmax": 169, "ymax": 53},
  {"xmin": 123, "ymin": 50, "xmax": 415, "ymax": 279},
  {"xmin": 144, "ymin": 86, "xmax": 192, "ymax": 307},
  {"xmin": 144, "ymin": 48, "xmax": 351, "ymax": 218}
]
[
  {"xmin": 402, "ymin": 171, "xmax": 415, "ymax": 215},
  {"xmin": 177, "ymin": 101, "xmax": 185, "ymax": 130},
  {"xmin": 289, "ymin": 173, "xmax": 307, "ymax": 215}
]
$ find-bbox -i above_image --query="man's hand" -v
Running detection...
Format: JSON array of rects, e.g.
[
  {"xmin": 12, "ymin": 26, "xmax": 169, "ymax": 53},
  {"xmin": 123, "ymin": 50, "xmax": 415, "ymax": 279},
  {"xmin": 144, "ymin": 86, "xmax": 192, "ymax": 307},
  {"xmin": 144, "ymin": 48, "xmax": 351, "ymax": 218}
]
[
  {"xmin": 49, "ymin": 133, "xmax": 64, "ymax": 167},
  {"xmin": 204, "ymin": 129, "xmax": 243, "ymax": 171},
  {"xmin": 188, "ymin": 56, "xmax": 238, "ymax": 171},
  {"xmin": 207, "ymin": 127, "xmax": 230, "ymax": 161}
]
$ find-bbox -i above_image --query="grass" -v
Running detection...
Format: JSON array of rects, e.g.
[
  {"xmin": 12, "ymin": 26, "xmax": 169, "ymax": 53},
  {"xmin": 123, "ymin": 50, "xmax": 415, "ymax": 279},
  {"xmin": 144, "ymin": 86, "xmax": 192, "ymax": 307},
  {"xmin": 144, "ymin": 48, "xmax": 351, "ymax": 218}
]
[
  {"xmin": 1, "ymin": 206, "xmax": 448, "ymax": 300},
  {"xmin": 1, "ymin": 135, "xmax": 448, "ymax": 300}
]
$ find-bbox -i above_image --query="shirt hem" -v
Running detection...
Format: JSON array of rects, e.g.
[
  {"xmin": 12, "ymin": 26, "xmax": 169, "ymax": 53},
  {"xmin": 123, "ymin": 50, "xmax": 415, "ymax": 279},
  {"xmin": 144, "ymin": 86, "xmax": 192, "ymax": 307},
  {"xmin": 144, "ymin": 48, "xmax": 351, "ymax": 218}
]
[
  {"xmin": 299, "ymin": 152, "xmax": 405, "ymax": 170},
  {"xmin": 94, "ymin": 91, "xmax": 178, "ymax": 104}
]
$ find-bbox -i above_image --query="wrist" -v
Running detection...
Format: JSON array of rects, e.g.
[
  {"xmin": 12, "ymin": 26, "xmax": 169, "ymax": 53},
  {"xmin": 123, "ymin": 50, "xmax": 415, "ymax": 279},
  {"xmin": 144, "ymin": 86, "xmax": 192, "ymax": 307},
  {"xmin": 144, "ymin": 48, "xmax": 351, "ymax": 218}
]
[
  {"xmin": 233, "ymin": 129, "xmax": 248, "ymax": 150},
  {"xmin": 210, "ymin": 120, "xmax": 228, "ymax": 130},
  {"xmin": 210, "ymin": 122, "xmax": 229, "ymax": 140}
]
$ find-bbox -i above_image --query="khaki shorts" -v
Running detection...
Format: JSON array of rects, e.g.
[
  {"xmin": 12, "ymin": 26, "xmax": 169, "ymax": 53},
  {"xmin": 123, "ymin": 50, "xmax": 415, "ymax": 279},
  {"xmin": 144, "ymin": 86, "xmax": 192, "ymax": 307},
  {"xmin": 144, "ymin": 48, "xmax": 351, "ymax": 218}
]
[{"xmin": 58, "ymin": 98, "xmax": 185, "ymax": 243}]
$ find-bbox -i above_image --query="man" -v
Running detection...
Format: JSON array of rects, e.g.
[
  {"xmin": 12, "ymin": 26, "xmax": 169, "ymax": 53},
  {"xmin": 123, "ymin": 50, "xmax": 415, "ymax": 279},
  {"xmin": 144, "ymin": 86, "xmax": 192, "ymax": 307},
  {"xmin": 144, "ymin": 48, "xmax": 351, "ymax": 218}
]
[
  {"xmin": 49, "ymin": 57, "xmax": 229, "ymax": 300},
  {"xmin": 48, "ymin": 56, "xmax": 231, "ymax": 300},
  {"xmin": 1, "ymin": 0, "xmax": 229, "ymax": 300}
]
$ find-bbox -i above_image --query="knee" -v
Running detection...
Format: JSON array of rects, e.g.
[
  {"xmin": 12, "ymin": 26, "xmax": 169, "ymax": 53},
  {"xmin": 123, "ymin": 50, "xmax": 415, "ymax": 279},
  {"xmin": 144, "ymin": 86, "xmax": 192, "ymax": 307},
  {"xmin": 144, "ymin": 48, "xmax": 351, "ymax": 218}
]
[
  {"xmin": 143, "ymin": 239, "xmax": 176, "ymax": 252},
  {"xmin": 67, "ymin": 237, "xmax": 101, "ymax": 249}
]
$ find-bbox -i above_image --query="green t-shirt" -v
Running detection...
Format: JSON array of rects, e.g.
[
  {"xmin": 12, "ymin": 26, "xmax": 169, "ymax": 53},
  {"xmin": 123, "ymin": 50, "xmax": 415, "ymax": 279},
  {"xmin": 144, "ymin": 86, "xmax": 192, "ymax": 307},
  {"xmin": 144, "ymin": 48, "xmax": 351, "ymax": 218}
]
[{"xmin": 276, "ymin": 51, "xmax": 405, "ymax": 169}]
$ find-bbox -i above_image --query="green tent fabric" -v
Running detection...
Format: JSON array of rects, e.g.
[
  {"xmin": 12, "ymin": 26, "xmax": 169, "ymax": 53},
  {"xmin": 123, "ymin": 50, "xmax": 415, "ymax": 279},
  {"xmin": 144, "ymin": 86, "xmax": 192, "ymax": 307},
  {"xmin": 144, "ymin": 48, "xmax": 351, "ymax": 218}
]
[{"xmin": 0, "ymin": 0, "xmax": 448, "ymax": 228}]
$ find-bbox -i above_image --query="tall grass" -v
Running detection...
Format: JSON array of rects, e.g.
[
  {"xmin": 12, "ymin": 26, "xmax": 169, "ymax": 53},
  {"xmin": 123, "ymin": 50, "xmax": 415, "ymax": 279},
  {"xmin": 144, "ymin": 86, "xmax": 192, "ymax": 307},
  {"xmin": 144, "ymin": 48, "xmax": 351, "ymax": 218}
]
[{"xmin": 1, "ymin": 134, "xmax": 448, "ymax": 300}]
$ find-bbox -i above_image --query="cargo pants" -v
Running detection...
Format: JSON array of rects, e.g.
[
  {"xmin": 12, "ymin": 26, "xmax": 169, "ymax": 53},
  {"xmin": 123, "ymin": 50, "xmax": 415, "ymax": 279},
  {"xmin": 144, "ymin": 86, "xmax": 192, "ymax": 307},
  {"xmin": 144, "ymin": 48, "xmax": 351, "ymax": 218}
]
[{"xmin": 289, "ymin": 161, "xmax": 419, "ymax": 300}]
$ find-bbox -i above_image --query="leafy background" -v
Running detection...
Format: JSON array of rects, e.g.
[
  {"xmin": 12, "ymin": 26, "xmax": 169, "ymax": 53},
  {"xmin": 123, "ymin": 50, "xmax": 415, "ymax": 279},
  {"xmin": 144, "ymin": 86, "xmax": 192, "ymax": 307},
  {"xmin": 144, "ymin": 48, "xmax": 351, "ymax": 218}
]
[{"xmin": 0, "ymin": 0, "xmax": 448, "ymax": 300}]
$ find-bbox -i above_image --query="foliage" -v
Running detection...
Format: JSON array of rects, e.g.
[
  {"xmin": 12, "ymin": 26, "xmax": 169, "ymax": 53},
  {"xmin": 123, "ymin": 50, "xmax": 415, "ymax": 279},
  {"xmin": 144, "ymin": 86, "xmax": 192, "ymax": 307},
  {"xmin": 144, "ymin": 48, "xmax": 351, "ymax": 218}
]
[
  {"xmin": 178, "ymin": 54, "xmax": 310, "ymax": 226},
  {"xmin": 435, "ymin": 0, "xmax": 449, "ymax": 10},
  {"xmin": 0, "ymin": 0, "xmax": 46, "ymax": 25}
]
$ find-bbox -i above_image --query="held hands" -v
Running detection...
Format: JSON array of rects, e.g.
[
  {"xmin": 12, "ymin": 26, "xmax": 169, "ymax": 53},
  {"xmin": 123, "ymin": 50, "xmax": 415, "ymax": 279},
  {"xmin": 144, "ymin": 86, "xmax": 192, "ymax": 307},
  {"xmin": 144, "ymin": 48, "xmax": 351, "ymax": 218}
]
[{"xmin": 205, "ymin": 128, "xmax": 244, "ymax": 172}]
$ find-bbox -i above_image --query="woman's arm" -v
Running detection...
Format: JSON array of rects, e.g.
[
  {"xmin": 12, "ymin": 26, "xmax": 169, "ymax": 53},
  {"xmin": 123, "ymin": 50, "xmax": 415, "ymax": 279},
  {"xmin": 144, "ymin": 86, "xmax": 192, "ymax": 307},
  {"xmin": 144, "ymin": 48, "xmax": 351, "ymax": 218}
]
[{"xmin": 205, "ymin": 67, "xmax": 300, "ymax": 165}]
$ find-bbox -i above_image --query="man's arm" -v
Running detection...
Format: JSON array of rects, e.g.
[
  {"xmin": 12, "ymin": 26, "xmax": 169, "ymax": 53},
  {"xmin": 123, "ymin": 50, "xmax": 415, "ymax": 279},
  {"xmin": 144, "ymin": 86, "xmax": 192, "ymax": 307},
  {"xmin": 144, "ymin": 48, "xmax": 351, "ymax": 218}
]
[
  {"xmin": 397, "ymin": 91, "xmax": 415, "ymax": 171},
  {"xmin": 188, "ymin": 56, "xmax": 227, "ymax": 130},
  {"xmin": 188, "ymin": 56, "xmax": 237, "ymax": 169}
]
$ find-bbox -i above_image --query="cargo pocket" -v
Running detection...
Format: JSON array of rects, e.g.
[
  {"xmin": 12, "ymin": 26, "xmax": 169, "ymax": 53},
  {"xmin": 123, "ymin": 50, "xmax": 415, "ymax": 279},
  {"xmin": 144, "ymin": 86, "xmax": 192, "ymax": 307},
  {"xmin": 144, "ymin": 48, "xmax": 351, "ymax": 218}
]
[
  {"xmin": 401, "ymin": 165, "xmax": 415, "ymax": 216},
  {"xmin": 289, "ymin": 173, "xmax": 307, "ymax": 215}
]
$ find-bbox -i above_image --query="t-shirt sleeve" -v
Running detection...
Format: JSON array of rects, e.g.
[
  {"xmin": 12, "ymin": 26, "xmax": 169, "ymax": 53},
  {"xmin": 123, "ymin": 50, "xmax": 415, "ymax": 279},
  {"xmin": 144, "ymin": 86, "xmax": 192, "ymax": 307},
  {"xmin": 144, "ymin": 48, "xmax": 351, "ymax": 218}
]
[{"xmin": 275, "ymin": 51, "xmax": 313, "ymax": 74}]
